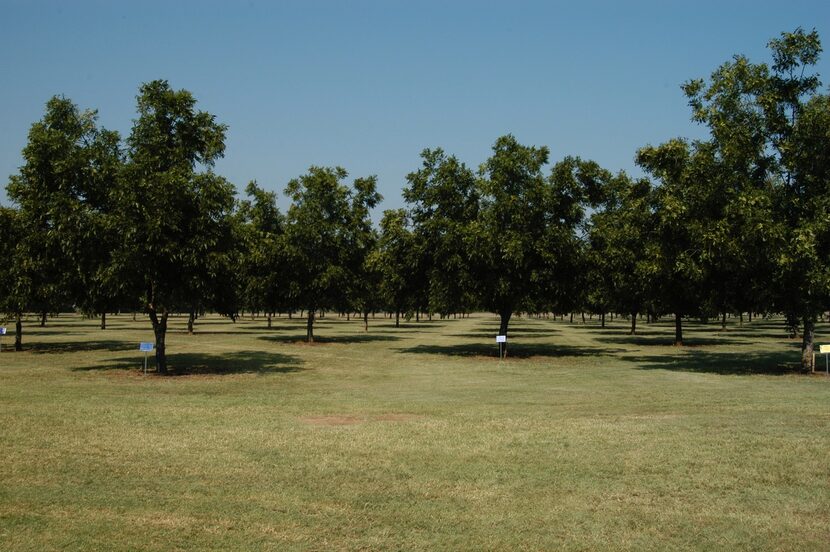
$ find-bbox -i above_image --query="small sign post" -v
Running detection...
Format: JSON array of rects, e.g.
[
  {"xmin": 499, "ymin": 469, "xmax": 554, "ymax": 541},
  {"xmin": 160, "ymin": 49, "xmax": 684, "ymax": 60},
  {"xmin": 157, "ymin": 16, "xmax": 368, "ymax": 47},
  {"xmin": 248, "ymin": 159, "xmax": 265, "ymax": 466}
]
[
  {"xmin": 139, "ymin": 342, "xmax": 154, "ymax": 374},
  {"xmin": 0, "ymin": 327, "xmax": 5, "ymax": 352},
  {"xmin": 820, "ymin": 345, "xmax": 830, "ymax": 375},
  {"xmin": 496, "ymin": 335, "xmax": 507, "ymax": 359}
]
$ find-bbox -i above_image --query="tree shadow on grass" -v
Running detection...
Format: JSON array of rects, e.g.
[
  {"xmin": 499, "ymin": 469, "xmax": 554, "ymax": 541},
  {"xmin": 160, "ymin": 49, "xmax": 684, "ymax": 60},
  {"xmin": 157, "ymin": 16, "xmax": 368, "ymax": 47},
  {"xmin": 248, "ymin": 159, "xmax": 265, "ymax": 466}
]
[
  {"xmin": 397, "ymin": 342, "xmax": 623, "ymax": 359},
  {"xmin": 598, "ymin": 334, "xmax": 751, "ymax": 347},
  {"xmin": 450, "ymin": 328, "xmax": 559, "ymax": 339},
  {"xmin": 625, "ymin": 348, "xmax": 804, "ymax": 376},
  {"xmin": 258, "ymin": 333, "xmax": 402, "ymax": 345},
  {"xmin": 712, "ymin": 329, "xmax": 800, "ymax": 340},
  {"xmin": 74, "ymin": 350, "xmax": 304, "ymax": 376},
  {"xmin": 369, "ymin": 320, "xmax": 457, "ymax": 329},
  {"xmin": 24, "ymin": 339, "xmax": 136, "ymax": 354},
  {"xmin": 19, "ymin": 330, "xmax": 88, "ymax": 337}
]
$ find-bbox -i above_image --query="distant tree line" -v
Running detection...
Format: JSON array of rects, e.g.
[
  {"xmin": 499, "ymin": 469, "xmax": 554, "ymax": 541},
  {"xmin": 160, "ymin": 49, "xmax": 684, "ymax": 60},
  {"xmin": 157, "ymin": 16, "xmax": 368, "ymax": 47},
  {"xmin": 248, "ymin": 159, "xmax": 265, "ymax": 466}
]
[{"xmin": 2, "ymin": 29, "xmax": 829, "ymax": 372}]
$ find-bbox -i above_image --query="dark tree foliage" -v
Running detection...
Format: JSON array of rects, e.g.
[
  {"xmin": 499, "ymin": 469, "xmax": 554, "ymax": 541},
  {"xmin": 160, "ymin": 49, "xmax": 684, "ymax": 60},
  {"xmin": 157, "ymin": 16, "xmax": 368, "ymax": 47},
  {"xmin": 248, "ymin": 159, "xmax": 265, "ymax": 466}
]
[
  {"xmin": 283, "ymin": 167, "xmax": 380, "ymax": 342},
  {"xmin": 404, "ymin": 148, "xmax": 479, "ymax": 317},
  {"xmin": 5, "ymin": 97, "xmax": 120, "ymax": 345},
  {"xmin": 467, "ymin": 136, "xmax": 585, "ymax": 350},
  {"xmin": 114, "ymin": 80, "xmax": 234, "ymax": 373},
  {"xmin": 238, "ymin": 181, "xmax": 287, "ymax": 327},
  {"xmin": 682, "ymin": 28, "xmax": 828, "ymax": 366},
  {"xmin": 373, "ymin": 209, "xmax": 418, "ymax": 327}
]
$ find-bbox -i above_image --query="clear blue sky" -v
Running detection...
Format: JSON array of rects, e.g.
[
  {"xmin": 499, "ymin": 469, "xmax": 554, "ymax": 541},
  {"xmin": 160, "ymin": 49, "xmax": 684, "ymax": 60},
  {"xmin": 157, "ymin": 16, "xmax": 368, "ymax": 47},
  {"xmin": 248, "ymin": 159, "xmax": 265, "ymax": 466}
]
[{"xmin": 2, "ymin": 0, "xmax": 829, "ymax": 214}]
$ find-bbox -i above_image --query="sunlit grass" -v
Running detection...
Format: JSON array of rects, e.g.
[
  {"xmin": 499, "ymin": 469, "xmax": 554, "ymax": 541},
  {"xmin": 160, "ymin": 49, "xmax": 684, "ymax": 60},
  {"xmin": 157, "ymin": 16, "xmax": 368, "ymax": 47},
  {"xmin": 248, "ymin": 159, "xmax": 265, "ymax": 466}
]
[{"xmin": 1, "ymin": 312, "xmax": 828, "ymax": 550}]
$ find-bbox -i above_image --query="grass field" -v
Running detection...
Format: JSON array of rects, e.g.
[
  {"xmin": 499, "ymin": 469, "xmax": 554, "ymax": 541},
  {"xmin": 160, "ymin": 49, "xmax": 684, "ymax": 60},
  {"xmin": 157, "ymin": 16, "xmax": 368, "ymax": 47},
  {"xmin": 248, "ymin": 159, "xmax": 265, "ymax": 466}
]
[{"xmin": 1, "ymin": 312, "xmax": 828, "ymax": 551}]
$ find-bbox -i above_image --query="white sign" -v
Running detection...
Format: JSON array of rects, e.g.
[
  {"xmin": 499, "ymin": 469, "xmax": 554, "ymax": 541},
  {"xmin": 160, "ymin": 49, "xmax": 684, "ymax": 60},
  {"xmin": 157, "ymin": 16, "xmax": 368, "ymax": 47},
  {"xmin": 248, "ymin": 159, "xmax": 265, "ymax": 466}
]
[
  {"xmin": 496, "ymin": 335, "xmax": 507, "ymax": 343},
  {"xmin": 0, "ymin": 327, "xmax": 6, "ymax": 335},
  {"xmin": 820, "ymin": 344, "xmax": 830, "ymax": 354},
  {"xmin": 139, "ymin": 342, "xmax": 154, "ymax": 352}
]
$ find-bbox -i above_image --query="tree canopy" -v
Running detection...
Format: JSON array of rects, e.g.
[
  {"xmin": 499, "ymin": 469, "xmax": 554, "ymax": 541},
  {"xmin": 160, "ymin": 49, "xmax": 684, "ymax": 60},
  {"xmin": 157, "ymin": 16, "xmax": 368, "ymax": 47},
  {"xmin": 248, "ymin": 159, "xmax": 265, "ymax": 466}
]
[{"xmin": 2, "ymin": 28, "xmax": 830, "ymax": 371}]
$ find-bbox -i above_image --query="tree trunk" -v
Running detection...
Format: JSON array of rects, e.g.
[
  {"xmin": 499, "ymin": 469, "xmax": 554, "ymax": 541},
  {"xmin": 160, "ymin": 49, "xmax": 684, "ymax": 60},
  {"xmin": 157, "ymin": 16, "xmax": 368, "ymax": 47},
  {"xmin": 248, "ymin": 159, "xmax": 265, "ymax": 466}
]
[
  {"xmin": 395, "ymin": 310, "xmax": 400, "ymax": 328},
  {"xmin": 581, "ymin": 312, "xmax": 585, "ymax": 324},
  {"xmin": 40, "ymin": 311, "xmax": 47, "ymax": 327},
  {"xmin": 601, "ymin": 312, "xmax": 606, "ymax": 328},
  {"xmin": 748, "ymin": 311, "xmax": 752, "ymax": 323},
  {"xmin": 801, "ymin": 316, "xmax": 815, "ymax": 371},
  {"xmin": 721, "ymin": 311, "xmax": 727, "ymax": 330},
  {"xmin": 739, "ymin": 313, "xmax": 743, "ymax": 327},
  {"xmin": 570, "ymin": 312, "xmax": 573, "ymax": 323},
  {"xmin": 630, "ymin": 312, "xmax": 637, "ymax": 335},
  {"xmin": 149, "ymin": 310, "xmax": 168, "ymax": 375},
  {"xmin": 268, "ymin": 313, "xmax": 272, "ymax": 328},
  {"xmin": 187, "ymin": 310, "xmax": 195, "ymax": 334},
  {"xmin": 498, "ymin": 309, "xmax": 512, "ymax": 358},
  {"xmin": 363, "ymin": 311, "xmax": 369, "ymax": 332},
  {"xmin": 14, "ymin": 313, "xmax": 22, "ymax": 351},
  {"xmin": 306, "ymin": 310, "xmax": 315, "ymax": 343},
  {"xmin": 674, "ymin": 312, "xmax": 683, "ymax": 346},
  {"xmin": 101, "ymin": 312, "xmax": 107, "ymax": 330}
]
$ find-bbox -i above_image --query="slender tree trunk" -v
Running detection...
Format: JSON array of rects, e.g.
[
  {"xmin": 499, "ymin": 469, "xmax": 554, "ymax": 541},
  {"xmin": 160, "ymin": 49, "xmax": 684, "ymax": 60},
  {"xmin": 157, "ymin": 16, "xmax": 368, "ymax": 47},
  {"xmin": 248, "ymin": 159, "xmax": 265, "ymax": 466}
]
[
  {"xmin": 14, "ymin": 313, "xmax": 22, "ymax": 351},
  {"xmin": 187, "ymin": 310, "xmax": 195, "ymax": 334},
  {"xmin": 395, "ymin": 310, "xmax": 400, "ymax": 328},
  {"xmin": 133, "ymin": 311, "xmax": 136, "ymax": 321},
  {"xmin": 739, "ymin": 313, "xmax": 743, "ymax": 327},
  {"xmin": 149, "ymin": 310, "xmax": 168, "ymax": 375},
  {"xmin": 268, "ymin": 313, "xmax": 272, "ymax": 328},
  {"xmin": 601, "ymin": 312, "xmax": 606, "ymax": 328},
  {"xmin": 581, "ymin": 312, "xmax": 585, "ymax": 324},
  {"xmin": 416, "ymin": 311, "xmax": 420, "ymax": 322},
  {"xmin": 570, "ymin": 312, "xmax": 573, "ymax": 323},
  {"xmin": 100, "ymin": 312, "xmax": 107, "ymax": 330},
  {"xmin": 801, "ymin": 316, "xmax": 815, "ymax": 371},
  {"xmin": 363, "ymin": 311, "xmax": 369, "ymax": 332},
  {"xmin": 721, "ymin": 311, "xmax": 727, "ymax": 330},
  {"xmin": 630, "ymin": 312, "xmax": 637, "ymax": 335},
  {"xmin": 498, "ymin": 309, "xmax": 512, "ymax": 358},
  {"xmin": 40, "ymin": 311, "xmax": 47, "ymax": 327},
  {"xmin": 748, "ymin": 311, "xmax": 752, "ymax": 323},
  {"xmin": 306, "ymin": 310, "xmax": 315, "ymax": 343},
  {"xmin": 674, "ymin": 312, "xmax": 683, "ymax": 346}
]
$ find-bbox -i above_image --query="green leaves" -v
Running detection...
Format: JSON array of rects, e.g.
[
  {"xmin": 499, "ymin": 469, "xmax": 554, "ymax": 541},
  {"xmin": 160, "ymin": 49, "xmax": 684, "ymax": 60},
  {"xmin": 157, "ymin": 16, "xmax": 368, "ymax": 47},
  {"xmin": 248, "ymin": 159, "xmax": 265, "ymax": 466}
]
[
  {"xmin": 282, "ymin": 166, "xmax": 380, "ymax": 322},
  {"xmin": 116, "ymin": 80, "xmax": 236, "ymax": 319}
]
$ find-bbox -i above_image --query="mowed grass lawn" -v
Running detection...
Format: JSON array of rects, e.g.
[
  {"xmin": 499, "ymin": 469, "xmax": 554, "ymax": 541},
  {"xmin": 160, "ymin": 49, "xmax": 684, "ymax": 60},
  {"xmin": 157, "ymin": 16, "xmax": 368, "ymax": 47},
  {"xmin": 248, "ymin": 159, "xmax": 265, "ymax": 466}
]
[{"xmin": 0, "ymin": 313, "xmax": 828, "ymax": 551}]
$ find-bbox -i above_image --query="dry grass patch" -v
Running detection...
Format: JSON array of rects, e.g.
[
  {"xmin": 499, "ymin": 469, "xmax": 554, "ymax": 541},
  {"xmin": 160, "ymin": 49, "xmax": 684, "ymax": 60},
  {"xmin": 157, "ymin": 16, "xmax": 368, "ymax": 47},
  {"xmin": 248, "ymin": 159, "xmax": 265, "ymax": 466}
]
[{"xmin": 1, "ymin": 313, "xmax": 828, "ymax": 551}]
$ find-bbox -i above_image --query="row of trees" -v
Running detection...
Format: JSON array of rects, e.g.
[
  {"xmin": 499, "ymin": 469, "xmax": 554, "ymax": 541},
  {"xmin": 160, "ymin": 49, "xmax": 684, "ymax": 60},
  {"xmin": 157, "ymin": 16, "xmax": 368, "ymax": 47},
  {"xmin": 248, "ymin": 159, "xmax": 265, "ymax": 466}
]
[{"xmin": 2, "ymin": 29, "xmax": 829, "ymax": 371}]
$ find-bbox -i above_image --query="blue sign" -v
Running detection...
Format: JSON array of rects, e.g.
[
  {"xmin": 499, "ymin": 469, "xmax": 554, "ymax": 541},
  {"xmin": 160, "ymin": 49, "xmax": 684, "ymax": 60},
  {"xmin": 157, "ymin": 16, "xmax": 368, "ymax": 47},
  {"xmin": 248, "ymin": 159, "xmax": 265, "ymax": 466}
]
[
  {"xmin": 0, "ymin": 327, "xmax": 6, "ymax": 335},
  {"xmin": 139, "ymin": 342, "xmax": 154, "ymax": 352}
]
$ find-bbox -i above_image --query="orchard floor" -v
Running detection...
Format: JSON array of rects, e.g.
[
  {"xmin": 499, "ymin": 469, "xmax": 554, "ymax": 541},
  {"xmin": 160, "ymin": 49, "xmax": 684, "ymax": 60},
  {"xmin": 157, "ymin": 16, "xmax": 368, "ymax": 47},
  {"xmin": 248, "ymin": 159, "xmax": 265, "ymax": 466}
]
[{"xmin": 0, "ymin": 313, "xmax": 828, "ymax": 551}]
